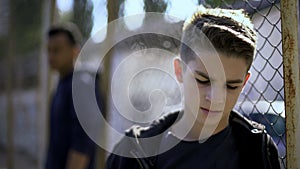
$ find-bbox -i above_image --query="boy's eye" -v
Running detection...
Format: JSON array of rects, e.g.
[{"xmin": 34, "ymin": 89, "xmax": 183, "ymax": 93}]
[
  {"xmin": 194, "ymin": 73, "xmax": 210, "ymax": 84},
  {"xmin": 226, "ymin": 85, "xmax": 238, "ymax": 90},
  {"xmin": 195, "ymin": 78, "xmax": 210, "ymax": 84}
]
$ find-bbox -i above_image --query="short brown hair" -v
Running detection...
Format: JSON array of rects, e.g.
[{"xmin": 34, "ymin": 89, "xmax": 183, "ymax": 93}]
[
  {"xmin": 180, "ymin": 6, "xmax": 257, "ymax": 71},
  {"xmin": 48, "ymin": 22, "xmax": 82, "ymax": 46}
]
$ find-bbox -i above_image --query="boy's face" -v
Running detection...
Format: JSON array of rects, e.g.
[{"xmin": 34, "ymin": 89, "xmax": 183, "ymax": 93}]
[
  {"xmin": 47, "ymin": 33, "xmax": 77, "ymax": 74},
  {"xmin": 174, "ymin": 53, "xmax": 250, "ymax": 131}
]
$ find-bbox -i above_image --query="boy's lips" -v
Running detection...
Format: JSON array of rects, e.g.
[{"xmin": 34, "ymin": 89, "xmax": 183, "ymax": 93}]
[{"xmin": 200, "ymin": 107, "xmax": 222, "ymax": 114}]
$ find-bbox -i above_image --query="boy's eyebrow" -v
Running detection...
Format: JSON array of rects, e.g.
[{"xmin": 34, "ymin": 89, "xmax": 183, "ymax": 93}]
[
  {"xmin": 194, "ymin": 70, "xmax": 244, "ymax": 84},
  {"xmin": 226, "ymin": 79, "xmax": 243, "ymax": 84}
]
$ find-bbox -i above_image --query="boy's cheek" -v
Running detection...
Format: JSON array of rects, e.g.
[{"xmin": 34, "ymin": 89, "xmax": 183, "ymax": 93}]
[{"xmin": 183, "ymin": 80, "xmax": 201, "ymax": 114}]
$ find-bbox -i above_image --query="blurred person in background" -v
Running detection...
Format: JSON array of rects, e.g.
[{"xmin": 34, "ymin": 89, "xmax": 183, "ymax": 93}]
[{"xmin": 45, "ymin": 23, "xmax": 103, "ymax": 169}]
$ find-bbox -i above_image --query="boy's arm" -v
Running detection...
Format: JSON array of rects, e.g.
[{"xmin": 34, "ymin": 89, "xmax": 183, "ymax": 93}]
[
  {"xmin": 267, "ymin": 135, "xmax": 282, "ymax": 169},
  {"xmin": 105, "ymin": 136, "xmax": 144, "ymax": 169},
  {"xmin": 68, "ymin": 82, "xmax": 96, "ymax": 169},
  {"xmin": 66, "ymin": 150, "xmax": 90, "ymax": 169}
]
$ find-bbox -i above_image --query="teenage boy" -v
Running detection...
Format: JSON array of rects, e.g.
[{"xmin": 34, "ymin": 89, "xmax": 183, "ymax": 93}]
[{"xmin": 106, "ymin": 7, "xmax": 281, "ymax": 169}]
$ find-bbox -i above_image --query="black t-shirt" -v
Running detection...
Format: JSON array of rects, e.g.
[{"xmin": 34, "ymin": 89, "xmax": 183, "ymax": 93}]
[{"xmin": 156, "ymin": 125, "xmax": 240, "ymax": 169}]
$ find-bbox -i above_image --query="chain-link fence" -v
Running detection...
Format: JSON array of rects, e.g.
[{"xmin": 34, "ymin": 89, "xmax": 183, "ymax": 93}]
[{"xmin": 202, "ymin": 0, "xmax": 286, "ymax": 168}]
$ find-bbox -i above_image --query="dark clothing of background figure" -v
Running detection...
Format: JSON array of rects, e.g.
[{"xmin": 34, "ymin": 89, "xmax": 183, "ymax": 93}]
[
  {"xmin": 45, "ymin": 71, "xmax": 104, "ymax": 169},
  {"xmin": 106, "ymin": 111, "xmax": 281, "ymax": 169}
]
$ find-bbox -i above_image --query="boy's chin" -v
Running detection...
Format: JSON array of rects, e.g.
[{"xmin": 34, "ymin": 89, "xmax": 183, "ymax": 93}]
[{"xmin": 195, "ymin": 110, "xmax": 223, "ymax": 126}]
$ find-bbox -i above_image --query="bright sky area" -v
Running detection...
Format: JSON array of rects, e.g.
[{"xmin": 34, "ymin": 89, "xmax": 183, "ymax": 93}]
[{"xmin": 56, "ymin": 0, "xmax": 199, "ymax": 42}]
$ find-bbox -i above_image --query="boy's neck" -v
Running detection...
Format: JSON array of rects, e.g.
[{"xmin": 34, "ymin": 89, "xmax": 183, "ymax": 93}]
[
  {"xmin": 59, "ymin": 65, "xmax": 74, "ymax": 78},
  {"xmin": 171, "ymin": 109, "xmax": 229, "ymax": 142}
]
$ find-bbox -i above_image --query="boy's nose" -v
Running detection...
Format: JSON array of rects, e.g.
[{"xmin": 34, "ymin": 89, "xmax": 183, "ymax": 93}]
[{"xmin": 205, "ymin": 86, "xmax": 226, "ymax": 106}]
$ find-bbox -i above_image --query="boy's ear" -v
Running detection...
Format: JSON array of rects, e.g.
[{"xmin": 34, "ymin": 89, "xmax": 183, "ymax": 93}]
[
  {"xmin": 174, "ymin": 58, "xmax": 183, "ymax": 83},
  {"xmin": 72, "ymin": 44, "xmax": 81, "ymax": 63},
  {"xmin": 73, "ymin": 44, "xmax": 81, "ymax": 56},
  {"xmin": 243, "ymin": 72, "xmax": 250, "ymax": 87}
]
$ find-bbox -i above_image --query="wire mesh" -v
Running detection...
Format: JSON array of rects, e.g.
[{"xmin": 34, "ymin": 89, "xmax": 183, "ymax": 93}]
[{"xmin": 200, "ymin": 0, "xmax": 286, "ymax": 167}]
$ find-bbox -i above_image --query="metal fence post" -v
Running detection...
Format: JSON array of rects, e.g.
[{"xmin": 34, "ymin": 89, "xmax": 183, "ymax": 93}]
[
  {"xmin": 6, "ymin": 0, "xmax": 16, "ymax": 168},
  {"xmin": 36, "ymin": 0, "xmax": 56, "ymax": 168},
  {"xmin": 280, "ymin": 0, "xmax": 300, "ymax": 168}
]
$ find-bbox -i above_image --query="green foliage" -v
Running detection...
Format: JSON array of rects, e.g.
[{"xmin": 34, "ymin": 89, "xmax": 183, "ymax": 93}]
[
  {"xmin": 72, "ymin": 0, "xmax": 94, "ymax": 43},
  {"xmin": 0, "ymin": 36, "xmax": 8, "ymax": 61},
  {"xmin": 10, "ymin": 0, "xmax": 43, "ymax": 56},
  {"xmin": 117, "ymin": 0, "xmax": 167, "ymax": 17},
  {"xmin": 118, "ymin": 0, "xmax": 125, "ymax": 17},
  {"xmin": 144, "ymin": 0, "xmax": 167, "ymax": 13},
  {"xmin": 198, "ymin": 0, "xmax": 235, "ymax": 8},
  {"xmin": 60, "ymin": 11, "xmax": 73, "ymax": 22}
]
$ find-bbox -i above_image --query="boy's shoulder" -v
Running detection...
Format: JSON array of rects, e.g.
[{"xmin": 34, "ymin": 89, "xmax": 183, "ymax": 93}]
[
  {"xmin": 126, "ymin": 110, "xmax": 266, "ymax": 139},
  {"xmin": 125, "ymin": 110, "xmax": 182, "ymax": 138},
  {"xmin": 124, "ymin": 110, "xmax": 270, "ymax": 158},
  {"xmin": 229, "ymin": 110, "xmax": 266, "ymax": 133}
]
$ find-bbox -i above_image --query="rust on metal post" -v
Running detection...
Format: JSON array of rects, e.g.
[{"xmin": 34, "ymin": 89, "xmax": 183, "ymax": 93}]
[{"xmin": 280, "ymin": 0, "xmax": 300, "ymax": 168}]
